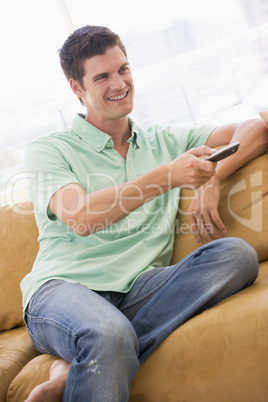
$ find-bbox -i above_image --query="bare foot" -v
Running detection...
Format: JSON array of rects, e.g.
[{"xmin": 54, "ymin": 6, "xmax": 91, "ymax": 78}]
[{"xmin": 25, "ymin": 359, "xmax": 70, "ymax": 402}]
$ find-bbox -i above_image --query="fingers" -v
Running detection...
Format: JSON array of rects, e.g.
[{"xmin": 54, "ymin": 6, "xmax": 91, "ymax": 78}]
[
  {"xmin": 188, "ymin": 214, "xmax": 204, "ymax": 246},
  {"xmin": 171, "ymin": 146, "xmax": 219, "ymax": 190},
  {"xmin": 171, "ymin": 154, "xmax": 217, "ymax": 190},
  {"xmin": 187, "ymin": 145, "xmax": 216, "ymax": 158},
  {"xmin": 188, "ymin": 209, "xmax": 227, "ymax": 246},
  {"xmin": 209, "ymin": 209, "xmax": 227, "ymax": 235},
  {"xmin": 185, "ymin": 161, "xmax": 226, "ymax": 245},
  {"xmin": 186, "ymin": 151, "xmax": 218, "ymax": 184}
]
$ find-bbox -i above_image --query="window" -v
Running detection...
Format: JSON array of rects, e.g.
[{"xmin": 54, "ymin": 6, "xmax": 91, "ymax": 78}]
[{"xmin": 1, "ymin": 0, "xmax": 268, "ymax": 205}]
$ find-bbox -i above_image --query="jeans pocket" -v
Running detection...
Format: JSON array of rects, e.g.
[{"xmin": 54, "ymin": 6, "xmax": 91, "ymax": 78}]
[{"xmin": 25, "ymin": 311, "xmax": 50, "ymax": 354}]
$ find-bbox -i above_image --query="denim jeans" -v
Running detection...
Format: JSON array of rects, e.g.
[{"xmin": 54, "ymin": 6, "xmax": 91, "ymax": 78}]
[{"xmin": 25, "ymin": 238, "xmax": 258, "ymax": 402}]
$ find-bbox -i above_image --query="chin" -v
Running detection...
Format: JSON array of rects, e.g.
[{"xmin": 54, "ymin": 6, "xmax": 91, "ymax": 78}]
[{"xmin": 114, "ymin": 105, "xmax": 134, "ymax": 119}]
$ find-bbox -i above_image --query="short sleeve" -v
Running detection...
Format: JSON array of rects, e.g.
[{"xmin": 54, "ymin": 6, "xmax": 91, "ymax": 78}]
[
  {"xmin": 183, "ymin": 125, "xmax": 217, "ymax": 150},
  {"xmin": 168, "ymin": 124, "xmax": 217, "ymax": 153},
  {"xmin": 145, "ymin": 124, "xmax": 218, "ymax": 160},
  {"xmin": 25, "ymin": 138, "xmax": 80, "ymax": 219}
]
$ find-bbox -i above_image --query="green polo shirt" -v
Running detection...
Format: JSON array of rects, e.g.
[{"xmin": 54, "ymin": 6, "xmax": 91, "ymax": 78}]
[{"xmin": 21, "ymin": 113, "xmax": 216, "ymax": 311}]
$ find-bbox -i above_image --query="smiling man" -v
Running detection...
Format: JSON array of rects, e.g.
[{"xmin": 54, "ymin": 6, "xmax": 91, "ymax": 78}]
[
  {"xmin": 21, "ymin": 25, "xmax": 268, "ymax": 402},
  {"xmin": 72, "ymin": 47, "xmax": 134, "ymax": 126}
]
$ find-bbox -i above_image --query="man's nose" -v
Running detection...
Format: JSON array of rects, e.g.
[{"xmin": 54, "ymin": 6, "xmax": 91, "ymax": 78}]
[{"xmin": 110, "ymin": 74, "xmax": 125, "ymax": 91}]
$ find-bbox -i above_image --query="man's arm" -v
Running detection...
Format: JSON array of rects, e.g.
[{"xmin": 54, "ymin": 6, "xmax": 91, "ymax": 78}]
[
  {"xmin": 206, "ymin": 118, "xmax": 268, "ymax": 178},
  {"xmin": 49, "ymin": 146, "xmax": 217, "ymax": 236},
  {"xmin": 188, "ymin": 118, "xmax": 268, "ymax": 245}
]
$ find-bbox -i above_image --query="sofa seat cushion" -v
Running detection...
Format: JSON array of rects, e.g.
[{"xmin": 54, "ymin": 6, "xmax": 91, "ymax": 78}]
[
  {"xmin": 7, "ymin": 354, "xmax": 58, "ymax": 402},
  {"xmin": 6, "ymin": 262, "xmax": 268, "ymax": 402},
  {"xmin": 256, "ymin": 260, "xmax": 268, "ymax": 282},
  {"xmin": 0, "ymin": 327, "xmax": 39, "ymax": 402},
  {"xmin": 129, "ymin": 261, "xmax": 268, "ymax": 402}
]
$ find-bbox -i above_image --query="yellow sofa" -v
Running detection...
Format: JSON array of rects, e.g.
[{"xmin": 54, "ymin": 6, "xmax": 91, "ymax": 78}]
[{"xmin": 1, "ymin": 151, "xmax": 267, "ymax": 402}]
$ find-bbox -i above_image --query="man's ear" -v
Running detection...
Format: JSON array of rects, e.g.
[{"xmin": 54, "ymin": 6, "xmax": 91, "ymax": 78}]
[{"xmin": 69, "ymin": 78, "xmax": 84, "ymax": 98}]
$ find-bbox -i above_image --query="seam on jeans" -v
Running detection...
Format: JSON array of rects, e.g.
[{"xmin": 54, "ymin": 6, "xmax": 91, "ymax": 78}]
[
  {"xmin": 26, "ymin": 325, "xmax": 50, "ymax": 353},
  {"xmin": 120, "ymin": 256, "xmax": 193, "ymax": 311},
  {"xmin": 120, "ymin": 239, "xmax": 233, "ymax": 311},
  {"xmin": 27, "ymin": 312, "xmax": 77, "ymax": 336},
  {"xmin": 26, "ymin": 312, "xmax": 77, "ymax": 355}
]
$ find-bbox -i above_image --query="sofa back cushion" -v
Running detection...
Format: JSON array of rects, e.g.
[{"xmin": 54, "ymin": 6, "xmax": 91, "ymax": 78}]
[
  {"xmin": 171, "ymin": 152, "xmax": 268, "ymax": 265},
  {"xmin": 0, "ymin": 201, "xmax": 39, "ymax": 331}
]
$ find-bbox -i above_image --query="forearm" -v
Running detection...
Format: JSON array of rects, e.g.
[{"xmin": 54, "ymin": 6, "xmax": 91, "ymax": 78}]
[
  {"xmin": 51, "ymin": 145, "xmax": 217, "ymax": 236},
  {"xmin": 66, "ymin": 163, "xmax": 171, "ymax": 235},
  {"xmin": 215, "ymin": 119, "xmax": 268, "ymax": 181}
]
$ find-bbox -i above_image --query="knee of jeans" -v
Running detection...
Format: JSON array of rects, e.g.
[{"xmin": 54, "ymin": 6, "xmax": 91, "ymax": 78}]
[
  {"xmin": 105, "ymin": 318, "xmax": 137, "ymax": 351},
  {"xmin": 226, "ymin": 237, "xmax": 259, "ymax": 282},
  {"xmin": 81, "ymin": 316, "xmax": 139, "ymax": 356}
]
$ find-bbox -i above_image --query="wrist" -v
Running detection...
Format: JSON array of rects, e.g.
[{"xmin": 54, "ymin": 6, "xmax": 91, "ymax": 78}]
[
  {"xmin": 208, "ymin": 173, "xmax": 221, "ymax": 187},
  {"xmin": 158, "ymin": 162, "xmax": 173, "ymax": 192}
]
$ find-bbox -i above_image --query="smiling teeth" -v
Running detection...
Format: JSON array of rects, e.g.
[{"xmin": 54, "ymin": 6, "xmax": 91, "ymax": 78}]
[{"xmin": 108, "ymin": 91, "xmax": 128, "ymax": 101}]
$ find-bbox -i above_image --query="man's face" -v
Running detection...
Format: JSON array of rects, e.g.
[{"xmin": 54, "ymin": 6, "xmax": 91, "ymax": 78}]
[{"xmin": 79, "ymin": 46, "xmax": 134, "ymax": 125}]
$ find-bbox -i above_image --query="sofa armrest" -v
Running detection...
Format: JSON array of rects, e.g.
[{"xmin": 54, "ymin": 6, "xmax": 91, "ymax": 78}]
[{"xmin": 0, "ymin": 201, "xmax": 39, "ymax": 331}]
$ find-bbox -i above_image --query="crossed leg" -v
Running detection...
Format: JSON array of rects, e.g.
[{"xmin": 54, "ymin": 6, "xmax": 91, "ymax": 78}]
[{"xmin": 25, "ymin": 238, "xmax": 258, "ymax": 401}]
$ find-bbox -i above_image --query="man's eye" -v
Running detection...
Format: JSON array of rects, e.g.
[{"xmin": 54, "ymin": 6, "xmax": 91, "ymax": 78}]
[
  {"xmin": 95, "ymin": 74, "xmax": 108, "ymax": 81},
  {"xmin": 120, "ymin": 66, "xmax": 130, "ymax": 73}
]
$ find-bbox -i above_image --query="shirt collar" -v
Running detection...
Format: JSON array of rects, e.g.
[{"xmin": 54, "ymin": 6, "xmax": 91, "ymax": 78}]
[
  {"xmin": 128, "ymin": 118, "xmax": 143, "ymax": 149},
  {"xmin": 71, "ymin": 114, "xmax": 143, "ymax": 152},
  {"xmin": 72, "ymin": 114, "xmax": 112, "ymax": 152}
]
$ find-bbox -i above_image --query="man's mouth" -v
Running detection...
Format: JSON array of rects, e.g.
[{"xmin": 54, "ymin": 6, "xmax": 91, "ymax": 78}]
[{"xmin": 107, "ymin": 90, "xmax": 129, "ymax": 101}]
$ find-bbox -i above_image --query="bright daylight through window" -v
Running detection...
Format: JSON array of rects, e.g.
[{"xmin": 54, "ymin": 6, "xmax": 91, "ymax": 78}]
[{"xmin": 1, "ymin": 0, "xmax": 268, "ymax": 205}]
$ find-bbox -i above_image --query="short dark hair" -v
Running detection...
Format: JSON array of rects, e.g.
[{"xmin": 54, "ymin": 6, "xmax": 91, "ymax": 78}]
[{"xmin": 58, "ymin": 25, "xmax": 127, "ymax": 86}]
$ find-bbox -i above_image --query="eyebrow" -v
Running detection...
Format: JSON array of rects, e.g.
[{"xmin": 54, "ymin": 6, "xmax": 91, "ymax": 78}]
[{"xmin": 92, "ymin": 62, "xmax": 130, "ymax": 82}]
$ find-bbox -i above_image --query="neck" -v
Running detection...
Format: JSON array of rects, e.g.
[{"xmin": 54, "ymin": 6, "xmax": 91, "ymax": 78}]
[
  {"xmin": 85, "ymin": 115, "xmax": 131, "ymax": 146},
  {"xmin": 85, "ymin": 114, "xmax": 131, "ymax": 159}
]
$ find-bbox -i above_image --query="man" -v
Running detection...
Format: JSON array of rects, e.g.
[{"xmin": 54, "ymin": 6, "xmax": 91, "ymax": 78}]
[{"xmin": 22, "ymin": 25, "xmax": 268, "ymax": 401}]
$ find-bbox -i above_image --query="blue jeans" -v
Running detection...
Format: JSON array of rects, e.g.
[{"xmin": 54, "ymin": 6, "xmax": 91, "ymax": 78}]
[{"xmin": 25, "ymin": 238, "xmax": 258, "ymax": 402}]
